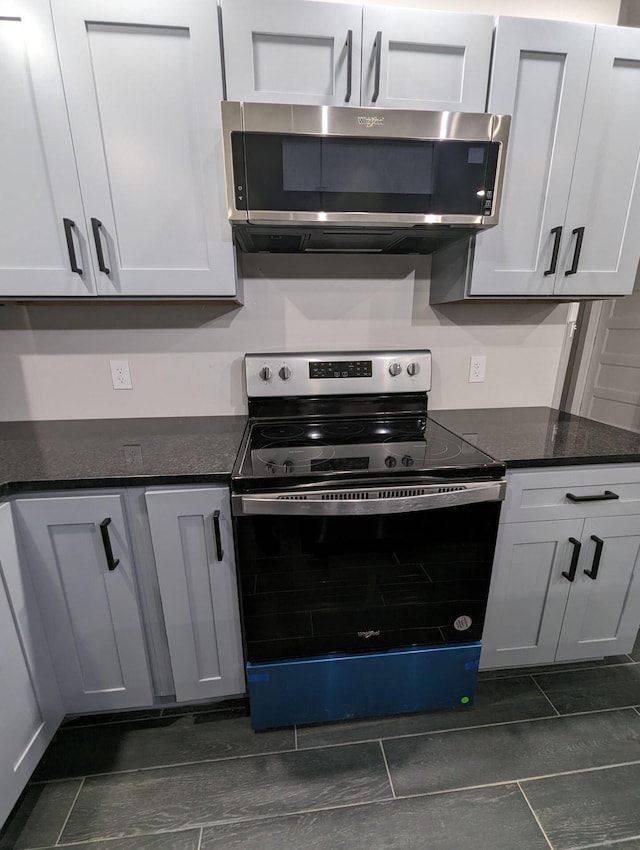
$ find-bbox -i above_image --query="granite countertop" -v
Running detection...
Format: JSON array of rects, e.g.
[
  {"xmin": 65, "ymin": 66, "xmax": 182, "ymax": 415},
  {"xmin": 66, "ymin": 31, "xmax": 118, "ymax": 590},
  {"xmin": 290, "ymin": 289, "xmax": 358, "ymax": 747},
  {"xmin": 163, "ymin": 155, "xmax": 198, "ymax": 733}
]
[
  {"xmin": 431, "ymin": 407, "xmax": 640, "ymax": 469},
  {"xmin": 0, "ymin": 416, "xmax": 248, "ymax": 495},
  {"xmin": 0, "ymin": 407, "xmax": 638, "ymax": 495}
]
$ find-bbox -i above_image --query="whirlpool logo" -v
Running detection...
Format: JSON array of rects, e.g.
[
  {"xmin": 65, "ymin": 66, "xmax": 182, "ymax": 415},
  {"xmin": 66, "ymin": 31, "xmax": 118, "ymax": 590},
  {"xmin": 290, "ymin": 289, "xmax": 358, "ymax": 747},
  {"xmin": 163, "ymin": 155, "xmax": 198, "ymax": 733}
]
[
  {"xmin": 357, "ymin": 630, "xmax": 381, "ymax": 639},
  {"xmin": 357, "ymin": 116, "xmax": 384, "ymax": 127}
]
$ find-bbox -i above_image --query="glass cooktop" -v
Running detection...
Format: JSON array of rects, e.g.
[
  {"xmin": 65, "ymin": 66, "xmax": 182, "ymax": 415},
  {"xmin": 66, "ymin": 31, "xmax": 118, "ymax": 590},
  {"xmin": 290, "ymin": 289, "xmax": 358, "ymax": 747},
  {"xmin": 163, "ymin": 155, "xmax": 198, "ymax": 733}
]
[{"xmin": 235, "ymin": 415, "xmax": 502, "ymax": 481}]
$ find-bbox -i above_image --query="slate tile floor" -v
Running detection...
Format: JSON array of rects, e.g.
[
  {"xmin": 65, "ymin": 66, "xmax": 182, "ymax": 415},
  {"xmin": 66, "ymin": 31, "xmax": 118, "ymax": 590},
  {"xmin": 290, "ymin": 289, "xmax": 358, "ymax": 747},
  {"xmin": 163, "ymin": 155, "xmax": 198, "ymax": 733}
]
[{"xmin": 2, "ymin": 643, "xmax": 640, "ymax": 850}]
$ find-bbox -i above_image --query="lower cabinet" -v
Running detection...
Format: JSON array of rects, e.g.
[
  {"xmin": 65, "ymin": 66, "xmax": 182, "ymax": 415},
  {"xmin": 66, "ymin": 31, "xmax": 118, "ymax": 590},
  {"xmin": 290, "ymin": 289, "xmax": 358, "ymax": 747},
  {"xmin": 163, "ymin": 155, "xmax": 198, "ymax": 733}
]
[
  {"xmin": 481, "ymin": 466, "xmax": 640, "ymax": 669},
  {"xmin": 145, "ymin": 487, "xmax": 245, "ymax": 702},
  {"xmin": 0, "ymin": 502, "xmax": 64, "ymax": 827},
  {"xmin": 13, "ymin": 493, "xmax": 155, "ymax": 713}
]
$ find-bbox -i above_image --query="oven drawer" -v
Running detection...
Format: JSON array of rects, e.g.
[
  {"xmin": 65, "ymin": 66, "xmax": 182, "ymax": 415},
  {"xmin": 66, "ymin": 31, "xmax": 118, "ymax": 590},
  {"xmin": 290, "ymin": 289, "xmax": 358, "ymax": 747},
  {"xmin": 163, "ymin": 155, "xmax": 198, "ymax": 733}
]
[
  {"xmin": 246, "ymin": 643, "xmax": 481, "ymax": 730},
  {"xmin": 501, "ymin": 464, "xmax": 640, "ymax": 524}
]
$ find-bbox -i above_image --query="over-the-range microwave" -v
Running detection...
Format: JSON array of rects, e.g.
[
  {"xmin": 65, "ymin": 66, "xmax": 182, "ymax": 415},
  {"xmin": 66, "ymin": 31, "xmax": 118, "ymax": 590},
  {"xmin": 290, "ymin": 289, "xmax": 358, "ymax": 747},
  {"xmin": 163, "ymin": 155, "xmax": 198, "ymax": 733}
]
[{"xmin": 221, "ymin": 101, "xmax": 511, "ymax": 254}]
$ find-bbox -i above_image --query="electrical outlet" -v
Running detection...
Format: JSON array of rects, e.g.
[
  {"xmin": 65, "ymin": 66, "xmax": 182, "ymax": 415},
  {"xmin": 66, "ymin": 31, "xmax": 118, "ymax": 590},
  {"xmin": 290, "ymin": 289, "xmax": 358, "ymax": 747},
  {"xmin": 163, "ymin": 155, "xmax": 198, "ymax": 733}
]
[
  {"xmin": 110, "ymin": 359, "xmax": 132, "ymax": 390},
  {"xmin": 468, "ymin": 355, "xmax": 486, "ymax": 383},
  {"xmin": 123, "ymin": 444, "xmax": 143, "ymax": 469}
]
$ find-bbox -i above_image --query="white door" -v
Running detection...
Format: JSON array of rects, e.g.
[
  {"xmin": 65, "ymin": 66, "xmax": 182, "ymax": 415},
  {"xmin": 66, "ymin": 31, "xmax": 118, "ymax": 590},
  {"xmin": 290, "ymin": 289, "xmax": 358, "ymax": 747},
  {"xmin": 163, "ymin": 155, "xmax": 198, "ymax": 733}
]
[
  {"xmin": 0, "ymin": 0, "xmax": 95, "ymax": 297},
  {"xmin": 145, "ymin": 488, "xmax": 245, "ymax": 703},
  {"xmin": 558, "ymin": 25, "xmax": 640, "ymax": 298},
  {"xmin": 14, "ymin": 495, "xmax": 154, "ymax": 713},
  {"xmin": 480, "ymin": 519, "xmax": 582, "ymax": 669},
  {"xmin": 470, "ymin": 17, "xmax": 595, "ymax": 297},
  {"xmin": 222, "ymin": 0, "xmax": 362, "ymax": 106},
  {"xmin": 579, "ymin": 279, "xmax": 640, "ymax": 431},
  {"xmin": 361, "ymin": 6, "xmax": 493, "ymax": 111},
  {"xmin": 51, "ymin": 0, "xmax": 236, "ymax": 298},
  {"xmin": 557, "ymin": 514, "xmax": 640, "ymax": 661},
  {"xmin": 0, "ymin": 503, "xmax": 64, "ymax": 827}
]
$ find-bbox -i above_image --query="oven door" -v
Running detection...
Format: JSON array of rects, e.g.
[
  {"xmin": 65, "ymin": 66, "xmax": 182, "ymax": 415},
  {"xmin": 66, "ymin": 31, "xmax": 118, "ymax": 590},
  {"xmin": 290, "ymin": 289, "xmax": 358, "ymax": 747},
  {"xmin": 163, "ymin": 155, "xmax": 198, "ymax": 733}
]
[{"xmin": 233, "ymin": 493, "xmax": 502, "ymax": 729}]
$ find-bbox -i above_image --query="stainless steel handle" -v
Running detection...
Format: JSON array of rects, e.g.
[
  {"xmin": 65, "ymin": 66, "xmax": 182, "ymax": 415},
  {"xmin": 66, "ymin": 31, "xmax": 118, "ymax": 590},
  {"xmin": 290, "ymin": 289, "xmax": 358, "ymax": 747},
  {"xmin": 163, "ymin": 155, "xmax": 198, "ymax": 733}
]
[
  {"xmin": 345, "ymin": 29, "xmax": 353, "ymax": 103},
  {"xmin": 234, "ymin": 481, "xmax": 505, "ymax": 517}
]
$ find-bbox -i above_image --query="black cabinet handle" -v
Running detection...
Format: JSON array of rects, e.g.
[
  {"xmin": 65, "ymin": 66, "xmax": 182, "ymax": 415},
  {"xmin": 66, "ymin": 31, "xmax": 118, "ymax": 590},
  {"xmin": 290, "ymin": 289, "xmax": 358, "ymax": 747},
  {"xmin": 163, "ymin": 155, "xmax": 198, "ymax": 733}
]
[
  {"xmin": 584, "ymin": 535, "xmax": 604, "ymax": 580},
  {"xmin": 566, "ymin": 490, "xmax": 619, "ymax": 503},
  {"xmin": 345, "ymin": 29, "xmax": 353, "ymax": 103},
  {"xmin": 91, "ymin": 218, "xmax": 110, "ymax": 274},
  {"xmin": 562, "ymin": 537, "xmax": 581, "ymax": 582},
  {"xmin": 371, "ymin": 31, "xmax": 382, "ymax": 103},
  {"xmin": 564, "ymin": 226, "xmax": 585, "ymax": 276},
  {"xmin": 99, "ymin": 518, "xmax": 120, "ymax": 571},
  {"xmin": 63, "ymin": 218, "xmax": 83, "ymax": 275},
  {"xmin": 543, "ymin": 226, "xmax": 563, "ymax": 276},
  {"xmin": 212, "ymin": 510, "xmax": 224, "ymax": 562}
]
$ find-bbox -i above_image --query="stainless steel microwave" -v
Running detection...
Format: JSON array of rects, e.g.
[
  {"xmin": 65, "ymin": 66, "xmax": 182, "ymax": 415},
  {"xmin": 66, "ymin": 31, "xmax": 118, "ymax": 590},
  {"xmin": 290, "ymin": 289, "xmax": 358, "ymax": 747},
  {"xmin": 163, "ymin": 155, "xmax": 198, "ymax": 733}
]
[{"xmin": 221, "ymin": 101, "xmax": 510, "ymax": 254}]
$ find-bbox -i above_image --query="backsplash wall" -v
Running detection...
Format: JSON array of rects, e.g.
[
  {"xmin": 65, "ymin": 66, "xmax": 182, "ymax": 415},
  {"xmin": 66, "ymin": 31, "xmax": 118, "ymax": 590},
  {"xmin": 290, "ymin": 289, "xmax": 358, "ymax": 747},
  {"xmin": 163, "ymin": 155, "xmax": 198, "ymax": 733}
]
[{"xmin": 0, "ymin": 255, "xmax": 571, "ymax": 421}]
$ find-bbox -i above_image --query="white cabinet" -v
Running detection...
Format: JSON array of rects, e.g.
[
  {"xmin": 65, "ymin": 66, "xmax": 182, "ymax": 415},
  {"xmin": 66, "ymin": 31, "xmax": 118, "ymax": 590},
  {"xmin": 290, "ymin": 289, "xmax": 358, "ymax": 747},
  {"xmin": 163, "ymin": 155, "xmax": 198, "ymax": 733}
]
[
  {"xmin": 145, "ymin": 487, "xmax": 245, "ymax": 703},
  {"xmin": 481, "ymin": 466, "xmax": 640, "ymax": 669},
  {"xmin": 13, "ymin": 494, "xmax": 154, "ymax": 713},
  {"xmin": 222, "ymin": 0, "xmax": 493, "ymax": 112},
  {"xmin": 0, "ymin": 0, "xmax": 95, "ymax": 297},
  {"xmin": 0, "ymin": 502, "xmax": 64, "ymax": 827},
  {"xmin": 430, "ymin": 18, "xmax": 640, "ymax": 303},
  {"xmin": 1, "ymin": 0, "xmax": 236, "ymax": 299}
]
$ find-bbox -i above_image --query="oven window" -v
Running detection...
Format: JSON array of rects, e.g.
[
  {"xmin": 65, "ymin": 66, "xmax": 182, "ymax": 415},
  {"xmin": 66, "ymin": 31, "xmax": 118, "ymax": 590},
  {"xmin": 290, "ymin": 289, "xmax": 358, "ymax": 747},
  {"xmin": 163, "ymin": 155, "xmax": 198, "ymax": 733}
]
[
  {"xmin": 235, "ymin": 501, "xmax": 500, "ymax": 663},
  {"xmin": 239, "ymin": 132, "xmax": 499, "ymax": 215}
]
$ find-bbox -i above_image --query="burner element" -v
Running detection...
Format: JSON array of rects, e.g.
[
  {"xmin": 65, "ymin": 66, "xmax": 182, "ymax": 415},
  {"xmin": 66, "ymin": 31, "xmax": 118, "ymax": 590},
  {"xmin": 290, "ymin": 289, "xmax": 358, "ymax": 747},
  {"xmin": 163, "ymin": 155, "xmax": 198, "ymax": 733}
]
[{"xmin": 260, "ymin": 424, "xmax": 306, "ymax": 440}]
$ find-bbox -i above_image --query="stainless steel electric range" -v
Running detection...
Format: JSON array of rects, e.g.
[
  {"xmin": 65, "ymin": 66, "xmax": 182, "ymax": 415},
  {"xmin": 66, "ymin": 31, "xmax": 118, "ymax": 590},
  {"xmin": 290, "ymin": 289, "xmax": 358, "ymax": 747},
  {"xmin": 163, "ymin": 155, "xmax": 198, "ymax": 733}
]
[{"xmin": 231, "ymin": 350, "xmax": 506, "ymax": 731}]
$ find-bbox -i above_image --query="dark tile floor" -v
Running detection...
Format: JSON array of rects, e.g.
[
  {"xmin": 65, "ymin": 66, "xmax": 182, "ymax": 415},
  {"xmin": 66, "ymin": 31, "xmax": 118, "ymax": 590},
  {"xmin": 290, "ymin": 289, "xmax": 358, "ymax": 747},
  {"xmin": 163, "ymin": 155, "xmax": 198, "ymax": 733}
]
[{"xmin": 2, "ymin": 640, "xmax": 640, "ymax": 850}]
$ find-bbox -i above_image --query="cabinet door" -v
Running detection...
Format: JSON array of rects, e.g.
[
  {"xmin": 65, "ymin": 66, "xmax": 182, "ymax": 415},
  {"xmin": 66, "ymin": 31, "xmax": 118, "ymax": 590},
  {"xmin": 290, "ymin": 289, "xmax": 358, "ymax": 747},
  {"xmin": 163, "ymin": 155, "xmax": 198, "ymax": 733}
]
[
  {"xmin": 557, "ymin": 515, "xmax": 640, "ymax": 661},
  {"xmin": 50, "ymin": 0, "xmax": 236, "ymax": 298},
  {"xmin": 558, "ymin": 26, "xmax": 640, "ymax": 298},
  {"xmin": 14, "ymin": 495, "xmax": 153, "ymax": 713},
  {"xmin": 222, "ymin": 0, "xmax": 362, "ymax": 106},
  {"xmin": 0, "ymin": 503, "xmax": 64, "ymax": 827},
  {"xmin": 480, "ymin": 519, "xmax": 583, "ymax": 669},
  {"xmin": 0, "ymin": 0, "xmax": 95, "ymax": 298},
  {"xmin": 361, "ymin": 6, "xmax": 493, "ymax": 111},
  {"xmin": 469, "ymin": 17, "xmax": 595, "ymax": 297},
  {"xmin": 145, "ymin": 487, "xmax": 245, "ymax": 702}
]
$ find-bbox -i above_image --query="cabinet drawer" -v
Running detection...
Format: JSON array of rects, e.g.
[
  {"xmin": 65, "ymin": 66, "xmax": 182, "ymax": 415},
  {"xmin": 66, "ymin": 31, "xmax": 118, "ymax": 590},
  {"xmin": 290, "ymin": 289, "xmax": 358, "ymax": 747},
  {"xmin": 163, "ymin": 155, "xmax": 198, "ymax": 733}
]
[{"xmin": 501, "ymin": 464, "xmax": 640, "ymax": 524}]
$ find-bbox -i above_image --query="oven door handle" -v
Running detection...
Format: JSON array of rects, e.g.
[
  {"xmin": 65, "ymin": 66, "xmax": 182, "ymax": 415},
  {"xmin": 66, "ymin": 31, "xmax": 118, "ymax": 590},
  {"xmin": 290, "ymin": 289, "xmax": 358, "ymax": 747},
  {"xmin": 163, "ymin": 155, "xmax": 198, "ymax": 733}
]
[{"xmin": 233, "ymin": 481, "xmax": 506, "ymax": 516}]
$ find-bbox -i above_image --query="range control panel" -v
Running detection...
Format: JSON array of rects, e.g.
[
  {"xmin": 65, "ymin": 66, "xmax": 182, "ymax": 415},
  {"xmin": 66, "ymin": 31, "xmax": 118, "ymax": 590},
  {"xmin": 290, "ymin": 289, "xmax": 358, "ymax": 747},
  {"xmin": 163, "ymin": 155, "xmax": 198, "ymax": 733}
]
[{"xmin": 245, "ymin": 350, "xmax": 432, "ymax": 398}]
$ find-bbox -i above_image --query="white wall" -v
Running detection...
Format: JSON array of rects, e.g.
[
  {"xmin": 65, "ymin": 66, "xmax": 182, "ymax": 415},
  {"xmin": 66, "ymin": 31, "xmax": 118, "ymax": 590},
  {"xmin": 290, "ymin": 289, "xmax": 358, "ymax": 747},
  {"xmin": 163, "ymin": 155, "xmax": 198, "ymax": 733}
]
[{"xmin": 0, "ymin": 255, "xmax": 571, "ymax": 420}]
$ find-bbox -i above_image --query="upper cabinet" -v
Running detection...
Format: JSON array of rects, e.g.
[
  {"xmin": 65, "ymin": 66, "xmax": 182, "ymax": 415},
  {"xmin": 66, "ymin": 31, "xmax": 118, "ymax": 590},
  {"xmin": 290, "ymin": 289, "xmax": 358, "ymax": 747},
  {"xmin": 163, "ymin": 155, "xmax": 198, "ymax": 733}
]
[
  {"xmin": 222, "ymin": 0, "xmax": 494, "ymax": 112},
  {"xmin": 431, "ymin": 18, "xmax": 640, "ymax": 302},
  {"xmin": 1, "ymin": 0, "xmax": 237, "ymax": 300}
]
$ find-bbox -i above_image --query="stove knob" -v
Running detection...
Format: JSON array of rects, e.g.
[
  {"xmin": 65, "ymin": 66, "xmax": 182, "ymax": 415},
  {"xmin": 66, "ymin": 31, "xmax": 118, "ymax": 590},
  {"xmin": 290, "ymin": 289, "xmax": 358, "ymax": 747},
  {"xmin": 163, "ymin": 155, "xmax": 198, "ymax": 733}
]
[
  {"xmin": 258, "ymin": 366, "xmax": 273, "ymax": 382},
  {"xmin": 388, "ymin": 362, "xmax": 402, "ymax": 377},
  {"xmin": 265, "ymin": 461, "xmax": 275, "ymax": 474},
  {"xmin": 279, "ymin": 365, "xmax": 292, "ymax": 381},
  {"xmin": 406, "ymin": 362, "xmax": 420, "ymax": 377},
  {"xmin": 401, "ymin": 456, "xmax": 414, "ymax": 467},
  {"xmin": 384, "ymin": 456, "xmax": 397, "ymax": 468},
  {"xmin": 283, "ymin": 459, "xmax": 294, "ymax": 473}
]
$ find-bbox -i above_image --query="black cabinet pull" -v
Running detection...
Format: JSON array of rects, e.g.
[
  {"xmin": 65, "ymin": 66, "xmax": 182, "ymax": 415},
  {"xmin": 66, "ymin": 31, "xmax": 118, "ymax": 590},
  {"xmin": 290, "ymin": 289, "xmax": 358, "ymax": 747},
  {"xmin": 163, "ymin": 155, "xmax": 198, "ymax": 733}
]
[
  {"xmin": 562, "ymin": 537, "xmax": 581, "ymax": 582},
  {"xmin": 564, "ymin": 226, "xmax": 585, "ymax": 276},
  {"xmin": 566, "ymin": 490, "xmax": 619, "ymax": 503},
  {"xmin": 345, "ymin": 30, "xmax": 353, "ymax": 103},
  {"xmin": 99, "ymin": 518, "xmax": 120, "ymax": 571},
  {"xmin": 63, "ymin": 218, "xmax": 83, "ymax": 275},
  {"xmin": 584, "ymin": 535, "xmax": 604, "ymax": 580},
  {"xmin": 91, "ymin": 218, "xmax": 110, "ymax": 274},
  {"xmin": 212, "ymin": 510, "xmax": 224, "ymax": 562},
  {"xmin": 543, "ymin": 226, "xmax": 562, "ymax": 276},
  {"xmin": 371, "ymin": 31, "xmax": 382, "ymax": 103}
]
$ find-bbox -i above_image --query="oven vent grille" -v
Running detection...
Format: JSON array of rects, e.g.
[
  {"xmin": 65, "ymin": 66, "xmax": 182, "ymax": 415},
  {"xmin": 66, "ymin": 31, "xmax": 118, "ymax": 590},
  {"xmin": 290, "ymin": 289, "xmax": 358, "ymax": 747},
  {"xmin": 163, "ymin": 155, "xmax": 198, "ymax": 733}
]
[
  {"xmin": 437, "ymin": 486, "xmax": 468, "ymax": 493},
  {"xmin": 321, "ymin": 492, "xmax": 370, "ymax": 500},
  {"xmin": 278, "ymin": 495, "xmax": 308, "ymax": 500},
  {"xmin": 378, "ymin": 488, "xmax": 427, "ymax": 498}
]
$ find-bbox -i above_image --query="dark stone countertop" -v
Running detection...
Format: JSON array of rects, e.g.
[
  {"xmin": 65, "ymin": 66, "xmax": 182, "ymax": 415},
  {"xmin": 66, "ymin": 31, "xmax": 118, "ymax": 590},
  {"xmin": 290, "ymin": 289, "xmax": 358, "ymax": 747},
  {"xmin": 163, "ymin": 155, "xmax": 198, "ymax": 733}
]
[
  {"xmin": 430, "ymin": 407, "xmax": 640, "ymax": 469},
  {"xmin": 0, "ymin": 416, "xmax": 248, "ymax": 495}
]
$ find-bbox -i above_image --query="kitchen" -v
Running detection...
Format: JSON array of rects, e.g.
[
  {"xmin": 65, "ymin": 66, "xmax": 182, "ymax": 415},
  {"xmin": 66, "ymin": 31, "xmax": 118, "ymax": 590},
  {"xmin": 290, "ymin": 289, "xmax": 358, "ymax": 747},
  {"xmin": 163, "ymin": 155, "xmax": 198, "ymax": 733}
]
[{"xmin": 1, "ymin": 0, "xmax": 640, "ymax": 847}]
